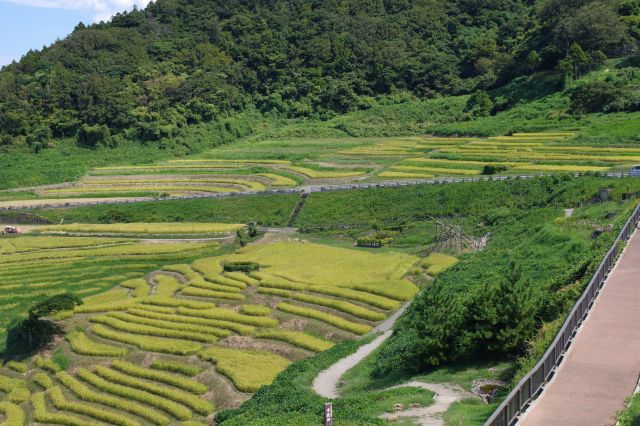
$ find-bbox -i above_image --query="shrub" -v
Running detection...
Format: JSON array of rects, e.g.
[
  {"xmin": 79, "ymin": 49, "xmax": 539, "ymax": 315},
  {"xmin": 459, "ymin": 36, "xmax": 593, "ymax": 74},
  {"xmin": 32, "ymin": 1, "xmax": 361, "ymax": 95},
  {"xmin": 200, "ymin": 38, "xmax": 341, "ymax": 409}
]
[
  {"xmin": 277, "ymin": 303, "xmax": 372, "ymax": 335},
  {"xmin": 93, "ymin": 366, "xmax": 213, "ymax": 415},
  {"xmin": 91, "ymin": 324, "xmax": 202, "ymax": 355},
  {"xmin": 223, "ymin": 261, "xmax": 260, "ymax": 273},
  {"xmin": 292, "ymin": 293, "xmax": 386, "ymax": 321},
  {"xmin": 77, "ymin": 124, "xmax": 111, "ymax": 148},
  {"xmin": 56, "ymin": 371, "xmax": 170, "ymax": 426},
  {"xmin": 0, "ymin": 401, "xmax": 25, "ymax": 426},
  {"xmin": 111, "ymin": 360, "xmax": 208, "ymax": 394},
  {"xmin": 150, "ymin": 359, "xmax": 203, "ymax": 377},
  {"xmin": 256, "ymin": 330, "xmax": 334, "ymax": 352},
  {"xmin": 67, "ymin": 329, "xmax": 129, "ymax": 357},
  {"xmin": 570, "ymin": 80, "xmax": 624, "ymax": 114},
  {"xmin": 199, "ymin": 347, "xmax": 291, "ymax": 393},
  {"xmin": 239, "ymin": 305, "xmax": 271, "ymax": 316},
  {"xmin": 76, "ymin": 368, "xmax": 192, "ymax": 420},
  {"xmin": 48, "ymin": 386, "xmax": 139, "ymax": 426},
  {"xmin": 481, "ymin": 164, "xmax": 508, "ymax": 175}
]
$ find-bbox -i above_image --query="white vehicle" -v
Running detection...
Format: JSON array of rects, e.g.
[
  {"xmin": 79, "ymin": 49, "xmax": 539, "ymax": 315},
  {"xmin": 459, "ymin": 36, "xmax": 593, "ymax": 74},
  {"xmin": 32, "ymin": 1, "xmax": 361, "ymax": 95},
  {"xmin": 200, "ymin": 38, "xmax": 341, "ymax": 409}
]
[
  {"xmin": 2, "ymin": 226, "xmax": 19, "ymax": 234},
  {"xmin": 630, "ymin": 165, "xmax": 640, "ymax": 176}
]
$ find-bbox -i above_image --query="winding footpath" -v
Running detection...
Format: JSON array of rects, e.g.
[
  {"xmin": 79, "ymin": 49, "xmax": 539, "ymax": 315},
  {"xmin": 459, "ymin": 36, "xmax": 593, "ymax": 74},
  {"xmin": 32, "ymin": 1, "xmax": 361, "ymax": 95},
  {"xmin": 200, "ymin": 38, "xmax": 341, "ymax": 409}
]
[
  {"xmin": 520, "ymin": 230, "xmax": 640, "ymax": 426},
  {"xmin": 312, "ymin": 302, "xmax": 472, "ymax": 425},
  {"xmin": 312, "ymin": 301, "xmax": 411, "ymax": 399}
]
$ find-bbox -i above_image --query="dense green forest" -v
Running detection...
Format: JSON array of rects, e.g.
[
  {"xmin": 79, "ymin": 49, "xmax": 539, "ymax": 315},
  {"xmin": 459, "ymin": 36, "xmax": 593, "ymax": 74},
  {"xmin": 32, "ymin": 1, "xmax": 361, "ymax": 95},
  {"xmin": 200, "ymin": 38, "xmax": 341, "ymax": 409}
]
[{"xmin": 1, "ymin": 0, "xmax": 639, "ymax": 153}]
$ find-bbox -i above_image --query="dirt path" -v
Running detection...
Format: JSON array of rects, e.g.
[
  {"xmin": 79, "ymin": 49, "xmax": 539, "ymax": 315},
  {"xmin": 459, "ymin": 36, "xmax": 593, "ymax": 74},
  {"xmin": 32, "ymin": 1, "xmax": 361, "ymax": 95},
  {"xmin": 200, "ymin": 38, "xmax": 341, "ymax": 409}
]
[
  {"xmin": 255, "ymin": 227, "xmax": 298, "ymax": 244},
  {"xmin": 520, "ymin": 230, "xmax": 640, "ymax": 426},
  {"xmin": 380, "ymin": 382, "xmax": 473, "ymax": 426},
  {"xmin": 313, "ymin": 330, "xmax": 393, "ymax": 399},
  {"xmin": 0, "ymin": 197, "xmax": 152, "ymax": 209},
  {"xmin": 312, "ymin": 301, "xmax": 411, "ymax": 398}
]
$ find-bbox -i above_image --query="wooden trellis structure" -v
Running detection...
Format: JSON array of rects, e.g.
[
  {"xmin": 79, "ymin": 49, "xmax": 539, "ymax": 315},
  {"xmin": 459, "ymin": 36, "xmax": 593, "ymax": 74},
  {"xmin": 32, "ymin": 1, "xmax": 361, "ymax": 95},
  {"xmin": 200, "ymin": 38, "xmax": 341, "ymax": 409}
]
[{"xmin": 431, "ymin": 217, "xmax": 489, "ymax": 252}]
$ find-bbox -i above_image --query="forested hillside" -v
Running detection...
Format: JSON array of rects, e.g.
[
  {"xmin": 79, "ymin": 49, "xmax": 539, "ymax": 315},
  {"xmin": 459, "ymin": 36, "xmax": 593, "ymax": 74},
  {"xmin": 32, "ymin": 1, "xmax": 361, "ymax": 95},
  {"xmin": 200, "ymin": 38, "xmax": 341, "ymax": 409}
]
[{"xmin": 0, "ymin": 0, "xmax": 638, "ymax": 152}]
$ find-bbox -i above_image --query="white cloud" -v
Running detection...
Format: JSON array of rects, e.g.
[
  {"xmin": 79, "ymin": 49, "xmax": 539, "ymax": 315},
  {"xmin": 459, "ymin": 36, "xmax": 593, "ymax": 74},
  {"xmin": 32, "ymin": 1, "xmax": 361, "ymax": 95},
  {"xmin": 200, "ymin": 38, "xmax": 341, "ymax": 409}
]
[{"xmin": 4, "ymin": 0, "xmax": 151, "ymax": 22}]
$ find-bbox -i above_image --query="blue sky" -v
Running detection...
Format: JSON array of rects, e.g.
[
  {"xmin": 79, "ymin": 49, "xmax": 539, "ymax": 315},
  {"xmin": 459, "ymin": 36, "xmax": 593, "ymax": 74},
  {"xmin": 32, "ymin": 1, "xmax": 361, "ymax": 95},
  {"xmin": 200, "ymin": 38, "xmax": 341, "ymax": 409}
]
[{"xmin": 0, "ymin": 0, "xmax": 150, "ymax": 67}]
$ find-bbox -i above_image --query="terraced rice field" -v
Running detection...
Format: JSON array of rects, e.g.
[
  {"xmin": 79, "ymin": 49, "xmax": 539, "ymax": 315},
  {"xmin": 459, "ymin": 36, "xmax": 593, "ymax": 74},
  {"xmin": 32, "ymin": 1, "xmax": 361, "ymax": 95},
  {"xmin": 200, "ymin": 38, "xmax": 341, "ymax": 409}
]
[
  {"xmin": 0, "ymin": 238, "xmax": 420, "ymax": 424},
  {"xmin": 0, "ymin": 229, "xmax": 231, "ymax": 345},
  {"xmin": 8, "ymin": 131, "xmax": 640, "ymax": 205}
]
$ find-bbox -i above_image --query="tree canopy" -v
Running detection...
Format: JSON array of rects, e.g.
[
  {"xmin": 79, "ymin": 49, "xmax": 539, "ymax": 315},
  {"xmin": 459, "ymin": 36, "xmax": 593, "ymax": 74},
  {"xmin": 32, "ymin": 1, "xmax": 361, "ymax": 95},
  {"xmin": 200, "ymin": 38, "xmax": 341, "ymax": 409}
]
[{"xmin": 0, "ymin": 0, "xmax": 637, "ymax": 151}]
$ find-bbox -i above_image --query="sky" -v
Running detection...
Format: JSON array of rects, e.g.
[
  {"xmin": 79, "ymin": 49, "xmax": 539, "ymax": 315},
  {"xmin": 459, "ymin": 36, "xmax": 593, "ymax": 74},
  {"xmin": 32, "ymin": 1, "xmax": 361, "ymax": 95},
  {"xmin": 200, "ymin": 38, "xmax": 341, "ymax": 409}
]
[{"xmin": 0, "ymin": 0, "xmax": 151, "ymax": 66}]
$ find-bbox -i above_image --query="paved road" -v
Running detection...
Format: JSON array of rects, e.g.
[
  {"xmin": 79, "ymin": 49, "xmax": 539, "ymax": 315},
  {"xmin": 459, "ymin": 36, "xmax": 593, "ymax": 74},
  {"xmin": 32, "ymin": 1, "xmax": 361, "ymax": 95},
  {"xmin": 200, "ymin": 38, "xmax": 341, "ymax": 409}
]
[
  {"xmin": 0, "ymin": 173, "xmax": 636, "ymax": 211},
  {"xmin": 520, "ymin": 231, "xmax": 640, "ymax": 426}
]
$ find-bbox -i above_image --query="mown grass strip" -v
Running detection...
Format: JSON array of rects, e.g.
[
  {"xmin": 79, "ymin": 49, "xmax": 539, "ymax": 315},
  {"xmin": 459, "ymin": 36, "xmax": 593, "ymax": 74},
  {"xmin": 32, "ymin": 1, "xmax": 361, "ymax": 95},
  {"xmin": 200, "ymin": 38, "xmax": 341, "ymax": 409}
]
[{"xmin": 277, "ymin": 302, "xmax": 371, "ymax": 335}]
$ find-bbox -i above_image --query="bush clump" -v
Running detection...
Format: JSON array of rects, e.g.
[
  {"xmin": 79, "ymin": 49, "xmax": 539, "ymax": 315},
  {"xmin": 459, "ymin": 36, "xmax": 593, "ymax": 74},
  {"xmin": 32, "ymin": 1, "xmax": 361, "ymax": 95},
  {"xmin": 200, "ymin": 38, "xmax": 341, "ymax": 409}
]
[{"xmin": 223, "ymin": 261, "xmax": 260, "ymax": 273}]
